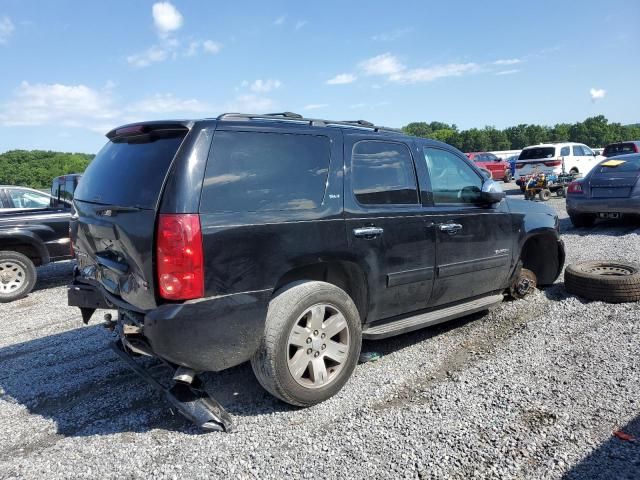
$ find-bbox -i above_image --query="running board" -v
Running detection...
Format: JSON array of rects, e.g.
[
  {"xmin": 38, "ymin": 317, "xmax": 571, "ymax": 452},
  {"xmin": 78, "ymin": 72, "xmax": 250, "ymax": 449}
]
[{"xmin": 362, "ymin": 294, "xmax": 504, "ymax": 340}]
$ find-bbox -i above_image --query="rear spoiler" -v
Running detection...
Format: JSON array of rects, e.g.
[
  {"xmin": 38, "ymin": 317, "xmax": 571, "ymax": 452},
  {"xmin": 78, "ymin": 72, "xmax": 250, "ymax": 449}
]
[{"xmin": 106, "ymin": 121, "xmax": 192, "ymax": 140}]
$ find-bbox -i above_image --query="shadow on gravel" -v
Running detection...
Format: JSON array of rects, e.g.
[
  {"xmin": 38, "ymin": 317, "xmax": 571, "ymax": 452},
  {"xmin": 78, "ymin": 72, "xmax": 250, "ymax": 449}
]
[
  {"xmin": 362, "ymin": 311, "xmax": 485, "ymax": 358},
  {"xmin": 0, "ymin": 324, "xmax": 286, "ymax": 440},
  {"xmin": 32, "ymin": 260, "xmax": 75, "ymax": 292},
  {"xmin": 563, "ymin": 414, "xmax": 640, "ymax": 480}
]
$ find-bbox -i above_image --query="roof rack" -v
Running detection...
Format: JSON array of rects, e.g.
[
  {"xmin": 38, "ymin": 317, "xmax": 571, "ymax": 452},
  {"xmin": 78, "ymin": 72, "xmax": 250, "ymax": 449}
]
[{"xmin": 216, "ymin": 112, "xmax": 402, "ymax": 133}]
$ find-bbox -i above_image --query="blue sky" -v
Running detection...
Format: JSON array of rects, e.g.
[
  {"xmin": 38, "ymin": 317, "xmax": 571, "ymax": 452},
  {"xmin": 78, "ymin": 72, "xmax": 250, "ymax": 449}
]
[{"xmin": 0, "ymin": 0, "xmax": 638, "ymax": 153}]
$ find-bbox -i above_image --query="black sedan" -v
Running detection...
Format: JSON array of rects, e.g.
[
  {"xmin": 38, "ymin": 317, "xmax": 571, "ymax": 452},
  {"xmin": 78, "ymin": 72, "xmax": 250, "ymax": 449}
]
[{"xmin": 566, "ymin": 153, "xmax": 640, "ymax": 227}]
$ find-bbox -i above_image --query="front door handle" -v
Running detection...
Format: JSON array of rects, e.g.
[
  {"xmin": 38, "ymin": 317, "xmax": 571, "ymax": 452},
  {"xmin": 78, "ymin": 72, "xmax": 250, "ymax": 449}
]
[
  {"xmin": 353, "ymin": 226, "xmax": 384, "ymax": 239},
  {"xmin": 438, "ymin": 223, "xmax": 463, "ymax": 235}
]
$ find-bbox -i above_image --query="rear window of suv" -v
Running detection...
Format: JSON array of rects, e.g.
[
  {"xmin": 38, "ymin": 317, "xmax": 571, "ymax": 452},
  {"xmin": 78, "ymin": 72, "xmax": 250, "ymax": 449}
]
[
  {"xmin": 200, "ymin": 131, "xmax": 331, "ymax": 213},
  {"xmin": 604, "ymin": 143, "xmax": 638, "ymax": 157},
  {"xmin": 518, "ymin": 147, "xmax": 556, "ymax": 161},
  {"xmin": 74, "ymin": 130, "xmax": 186, "ymax": 209}
]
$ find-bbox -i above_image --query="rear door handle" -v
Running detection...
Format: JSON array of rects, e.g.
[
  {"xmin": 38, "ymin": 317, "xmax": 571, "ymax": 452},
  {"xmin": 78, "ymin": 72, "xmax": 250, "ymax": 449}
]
[
  {"xmin": 353, "ymin": 226, "xmax": 384, "ymax": 239},
  {"xmin": 438, "ymin": 223, "xmax": 463, "ymax": 234}
]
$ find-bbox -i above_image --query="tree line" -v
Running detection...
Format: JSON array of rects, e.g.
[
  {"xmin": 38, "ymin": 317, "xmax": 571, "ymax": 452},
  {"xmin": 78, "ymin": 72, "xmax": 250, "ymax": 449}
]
[
  {"xmin": 0, "ymin": 150, "xmax": 94, "ymax": 189},
  {"xmin": 402, "ymin": 115, "xmax": 640, "ymax": 153}
]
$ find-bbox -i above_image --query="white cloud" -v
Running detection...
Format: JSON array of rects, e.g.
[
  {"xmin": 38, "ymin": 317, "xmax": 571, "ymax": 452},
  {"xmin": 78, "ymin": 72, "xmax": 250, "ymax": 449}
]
[
  {"xmin": 590, "ymin": 88, "xmax": 606, "ymax": 101},
  {"xmin": 274, "ymin": 16, "xmax": 285, "ymax": 26},
  {"xmin": 303, "ymin": 104, "xmax": 328, "ymax": 110},
  {"xmin": 0, "ymin": 81, "xmax": 118, "ymax": 127},
  {"xmin": 493, "ymin": 58, "xmax": 522, "ymax": 66},
  {"xmin": 0, "ymin": 16, "xmax": 14, "ymax": 44},
  {"xmin": 127, "ymin": 45, "xmax": 169, "ymax": 67},
  {"xmin": 359, "ymin": 53, "xmax": 405, "ymax": 76},
  {"xmin": 249, "ymin": 79, "xmax": 282, "ymax": 93},
  {"xmin": 186, "ymin": 40, "xmax": 222, "ymax": 57},
  {"xmin": 127, "ymin": 94, "xmax": 209, "ymax": 115},
  {"xmin": 495, "ymin": 69, "xmax": 520, "ymax": 76},
  {"xmin": 389, "ymin": 63, "xmax": 480, "ymax": 84},
  {"xmin": 202, "ymin": 40, "xmax": 222, "ymax": 54},
  {"xmin": 371, "ymin": 27, "xmax": 412, "ymax": 42},
  {"xmin": 326, "ymin": 73, "xmax": 357, "ymax": 85},
  {"xmin": 295, "ymin": 20, "xmax": 307, "ymax": 30},
  {"xmin": 152, "ymin": 2, "xmax": 183, "ymax": 36}
]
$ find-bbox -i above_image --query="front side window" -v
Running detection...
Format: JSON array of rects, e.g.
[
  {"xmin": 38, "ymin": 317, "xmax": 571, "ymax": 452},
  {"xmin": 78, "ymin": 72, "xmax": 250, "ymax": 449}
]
[
  {"xmin": 201, "ymin": 131, "xmax": 331, "ymax": 213},
  {"xmin": 582, "ymin": 145, "xmax": 594, "ymax": 156},
  {"xmin": 424, "ymin": 148, "xmax": 483, "ymax": 204},
  {"xmin": 7, "ymin": 189, "xmax": 51, "ymax": 209},
  {"xmin": 351, "ymin": 141, "xmax": 419, "ymax": 205}
]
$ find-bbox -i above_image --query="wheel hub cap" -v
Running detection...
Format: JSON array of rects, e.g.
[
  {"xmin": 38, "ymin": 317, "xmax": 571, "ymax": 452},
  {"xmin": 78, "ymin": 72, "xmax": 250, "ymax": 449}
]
[
  {"xmin": 287, "ymin": 303, "xmax": 350, "ymax": 389},
  {"xmin": 0, "ymin": 262, "xmax": 25, "ymax": 292}
]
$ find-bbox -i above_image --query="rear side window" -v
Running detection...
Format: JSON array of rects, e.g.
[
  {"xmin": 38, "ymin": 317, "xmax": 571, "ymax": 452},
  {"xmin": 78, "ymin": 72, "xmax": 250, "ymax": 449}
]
[
  {"xmin": 351, "ymin": 141, "xmax": 419, "ymax": 205},
  {"xmin": 518, "ymin": 147, "xmax": 555, "ymax": 160},
  {"xmin": 604, "ymin": 143, "xmax": 637, "ymax": 157},
  {"xmin": 74, "ymin": 131, "xmax": 186, "ymax": 209},
  {"xmin": 200, "ymin": 131, "xmax": 330, "ymax": 213},
  {"xmin": 560, "ymin": 146, "xmax": 570, "ymax": 156},
  {"xmin": 572, "ymin": 145, "xmax": 585, "ymax": 156}
]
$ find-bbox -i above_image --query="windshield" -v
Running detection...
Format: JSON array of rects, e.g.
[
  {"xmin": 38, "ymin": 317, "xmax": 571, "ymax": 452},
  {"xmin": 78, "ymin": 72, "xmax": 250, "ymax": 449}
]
[
  {"xmin": 74, "ymin": 130, "xmax": 186, "ymax": 209},
  {"xmin": 518, "ymin": 147, "xmax": 555, "ymax": 160}
]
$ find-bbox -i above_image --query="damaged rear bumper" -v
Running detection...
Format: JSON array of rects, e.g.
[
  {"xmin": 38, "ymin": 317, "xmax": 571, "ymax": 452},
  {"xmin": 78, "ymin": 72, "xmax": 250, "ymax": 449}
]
[{"xmin": 67, "ymin": 271, "xmax": 271, "ymax": 372}]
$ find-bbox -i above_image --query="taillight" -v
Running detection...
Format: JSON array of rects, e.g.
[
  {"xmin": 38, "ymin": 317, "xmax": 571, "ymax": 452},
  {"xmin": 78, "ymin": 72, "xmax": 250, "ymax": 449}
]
[
  {"xmin": 567, "ymin": 182, "xmax": 583, "ymax": 194},
  {"xmin": 516, "ymin": 163, "xmax": 524, "ymax": 168},
  {"xmin": 69, "ymin": 226, "xmax": 74, "ymax": 256},
  {"xmin": 634, "ymin": 144, "xmax": 640, "ymax": 153},
  {"xmin": 156, "ymin": 214, "xmax": 204, "ymax": 300},
  {"xmin": 543, "ymin": 159, "xmax": 562, "ymax": 167}
]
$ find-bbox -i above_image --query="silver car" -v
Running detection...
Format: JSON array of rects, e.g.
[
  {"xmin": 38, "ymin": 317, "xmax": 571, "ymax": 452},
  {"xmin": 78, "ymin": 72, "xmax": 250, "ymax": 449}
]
[{"xmin": 566, "ymin": 153, "xmax": 640, "ymax": 227}]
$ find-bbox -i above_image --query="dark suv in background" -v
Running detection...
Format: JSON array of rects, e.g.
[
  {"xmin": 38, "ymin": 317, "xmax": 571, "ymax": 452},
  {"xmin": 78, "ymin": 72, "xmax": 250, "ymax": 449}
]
[{"xmin": 68, "ymin": 113, "xmax": 564, "ymax": 431}]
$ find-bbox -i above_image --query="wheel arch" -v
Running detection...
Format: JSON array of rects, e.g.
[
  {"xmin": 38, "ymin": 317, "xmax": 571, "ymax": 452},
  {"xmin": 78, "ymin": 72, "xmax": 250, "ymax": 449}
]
[
  {"xmin": 519, "ymin": 232, "xmax": 564, "ymax": 286},
  {"xmin": 273, "ymin": 260, "xmax": 368, "ymax": 322},
  {"xmin": 0, "ymin": 232, "xmax": 49, "ymax": 266}
]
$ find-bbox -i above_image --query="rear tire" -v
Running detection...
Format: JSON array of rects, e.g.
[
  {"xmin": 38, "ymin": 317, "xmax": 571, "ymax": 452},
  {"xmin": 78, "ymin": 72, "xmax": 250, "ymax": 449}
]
[
  {"xmin": 0, "ymin": 251, "xmax": 37, "ymax": 303},
  {"xmin": 569, "ymin": 213, "xmax": 595, "ymax": 228},
  {"xmin": 565, "ymin": 261, "xmax": 640, "ymax": 303},
  {"xmin": 251, "ymin": 281, "xmax": 362, "ymax": 407},
  {"xmin": 538, "ymin": 189, "xmax": 551, "ymax": 201}
]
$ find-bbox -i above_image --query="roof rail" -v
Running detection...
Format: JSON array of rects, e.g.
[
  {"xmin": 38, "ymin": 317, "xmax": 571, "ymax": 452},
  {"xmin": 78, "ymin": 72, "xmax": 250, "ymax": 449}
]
[{"xmin": 216, "ymin": 112, "xmax": 401, "ymax": 133}]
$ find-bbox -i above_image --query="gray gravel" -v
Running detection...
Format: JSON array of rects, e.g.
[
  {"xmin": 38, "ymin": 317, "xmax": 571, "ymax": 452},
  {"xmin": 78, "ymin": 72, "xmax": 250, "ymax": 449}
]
[{"xmin": 1, "ymin": 188, "xmax": 639, "ymax": 479}]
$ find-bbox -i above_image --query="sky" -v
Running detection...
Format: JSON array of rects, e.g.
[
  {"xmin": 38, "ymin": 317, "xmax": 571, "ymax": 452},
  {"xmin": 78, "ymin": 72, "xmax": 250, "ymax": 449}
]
[{"xmin": 0, "ymin": 0, "xmax": 638, "ymax": 154}]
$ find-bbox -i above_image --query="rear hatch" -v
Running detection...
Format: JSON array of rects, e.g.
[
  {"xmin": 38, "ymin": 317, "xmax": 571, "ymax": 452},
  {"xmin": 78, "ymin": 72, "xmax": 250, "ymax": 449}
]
[
  {"xmin": 587, "ymin": 156, "xmax": 640, "ymax": 198},
  {"xmin": 515, "ymin": 147, "xmax": 561, "ymax": 176},
  {"xmin": 71, "ymin": 123, "xmax": 189, "ymax": 311}
]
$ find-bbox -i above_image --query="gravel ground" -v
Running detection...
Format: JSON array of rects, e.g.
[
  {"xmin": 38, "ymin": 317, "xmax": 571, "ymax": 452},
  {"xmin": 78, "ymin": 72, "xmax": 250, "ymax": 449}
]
[{"xmin": 1, "ymin": 188, "xmax": 639, "ymax": 479}]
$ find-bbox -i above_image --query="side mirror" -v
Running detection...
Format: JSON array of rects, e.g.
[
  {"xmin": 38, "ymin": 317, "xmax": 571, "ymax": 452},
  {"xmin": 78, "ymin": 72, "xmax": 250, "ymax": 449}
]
[{"xmin": 480, "ymin": 179, "xmax": 505, "ymax": 205}]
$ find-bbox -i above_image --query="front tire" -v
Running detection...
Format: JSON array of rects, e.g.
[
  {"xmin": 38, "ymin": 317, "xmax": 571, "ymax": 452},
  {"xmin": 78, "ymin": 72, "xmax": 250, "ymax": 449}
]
[
  {"xmin": 251, "ymin": 281, "xmax": 362, "ymax": 407},
  {"xmin": 0, "ymin": 251, "xmax": 37, "ymax": 303}
]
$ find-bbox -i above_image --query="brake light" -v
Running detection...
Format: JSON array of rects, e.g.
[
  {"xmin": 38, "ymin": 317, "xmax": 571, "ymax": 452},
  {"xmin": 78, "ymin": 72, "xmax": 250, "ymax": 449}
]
[
  {"xmin": 567, "ymin": 182, "xmax": 583, "ymax": 194},
  {"xmin": 115, "ymin": 125, "xmax": 147, "ymax": 136},
  {"xmin": 634, "ymin": 144, "xmax": 640, "ymax": 153},
  {"xmin": 516, "ymin": 163, "xmax": 524, "ymax": 168},
  {"xmin": 157, "ymin": 214, "xmax": 204, "ymax": 300},
  {"xmin": 543, "ymin": 158, "xmax": 562, "ymax": 167}
]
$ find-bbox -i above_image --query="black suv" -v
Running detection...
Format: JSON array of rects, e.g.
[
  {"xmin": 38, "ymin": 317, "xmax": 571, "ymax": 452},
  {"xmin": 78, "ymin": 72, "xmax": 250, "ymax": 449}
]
[{"xmin": 68, "ymin": 113, "xmax": 564, "ymax": 431}]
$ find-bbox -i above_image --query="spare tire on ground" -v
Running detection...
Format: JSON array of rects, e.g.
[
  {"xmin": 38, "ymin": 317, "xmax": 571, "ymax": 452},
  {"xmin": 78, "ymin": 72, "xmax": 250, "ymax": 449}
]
[{"xmin": 565, "ymin": 261, "xmax": 640, "ymax": 303}]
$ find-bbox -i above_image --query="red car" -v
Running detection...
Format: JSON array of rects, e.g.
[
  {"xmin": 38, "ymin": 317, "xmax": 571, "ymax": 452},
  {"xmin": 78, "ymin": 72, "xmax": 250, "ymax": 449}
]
[{"xmin": 466, "ymin": 152, "xmax": 512, "ymax": 182}]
